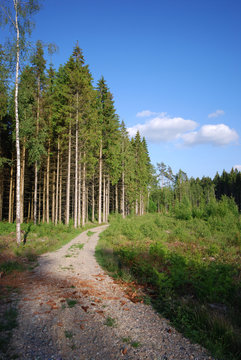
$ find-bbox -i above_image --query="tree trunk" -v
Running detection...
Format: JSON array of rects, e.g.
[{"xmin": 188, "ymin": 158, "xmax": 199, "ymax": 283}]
[
  {"xmin": 115, "ymin": 183, "xmax": 118, "ymax": 213},
  {"xmin": 77, "ymin": 156, "xmax": 81, "ymax": 227},
  {"xmin": 8, "ymin": 161, "xmax": 14, "ymax": 223},
  {"xmin": 46, "ymin": 141, "xmax": 50, "ymax": 223},
  {"xmin": 42, "ymin": 168, "xmax": 46, "ymax": 222},
  {"xmin": 74, "ymin": 93, "xmax": 79, "ymax": 228},
  {"xmin": 85, "ymin": 184, "xmax": 88, "ymax": 224},
  {"xmin": 38, "ymin": 180, "xmax": 41, "ymax": 223},
  {"xmin": 34, "ymin": 162, "xmax": 38, "ymax": 225},
  {"xmin": 65, "ymin": 121, "xmax": 71, "ymax": 225},
  {"xmin": 98, "ymin": 140, "xmax": 102, "ymax": 224},
  {"xmin": 103, "ymin": 175, "xmax": 106, "ymax": 223},
  {"xmin": 14, "ymin": 1, "xmax": 21, "ymax": 243},
  {"xmin": 52, "ymin": 169, "xmax": 55, "ymax": 223},
  {"xmin": 20, "ymin": 138, "xmax": 26, "ymax": 223},
  {"xmin": 92, "ymin": 176, "xmax": 95, "ymax": 222},
  {"xmin": 55, "ymin": 138, "xmax": 60, "ymax": 225},
  {"xmin": 0, "ymin": 167, "xmax": 3, "ymax": 222},
  {"xmin": 121, "ymin": 170, "xmax": 125, "ymax": 218},
  {"xmin": 59, "ymin": 153, "xmax": 62, "ymax": 223},
  {"xmin": 81, "ymin": 157, "xmax": 86, "ymax": 227},
  {"xmin": 106, "ymin": 175, "xmax": 110, "ymax": 220}
]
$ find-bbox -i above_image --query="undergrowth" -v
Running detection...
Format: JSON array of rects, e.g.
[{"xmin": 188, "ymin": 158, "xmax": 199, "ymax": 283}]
[
  {"xmin": 0, "ymin": 221, "xmax": 96, "ymax": 273},
  {"xmin": 96, "ymin": 210, "xmax": 241, "ymax": 360}
]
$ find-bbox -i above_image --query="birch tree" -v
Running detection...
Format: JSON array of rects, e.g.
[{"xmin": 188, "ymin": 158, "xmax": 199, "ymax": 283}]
[{"xmin": 0, "ymin": 0, "xmax": 41, "ymax": 243}]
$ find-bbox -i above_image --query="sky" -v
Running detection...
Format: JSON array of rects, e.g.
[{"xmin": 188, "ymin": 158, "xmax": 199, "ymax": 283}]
[{"xmin": 1, "ymin": 0, "xmax": 241, "ymax": 179}]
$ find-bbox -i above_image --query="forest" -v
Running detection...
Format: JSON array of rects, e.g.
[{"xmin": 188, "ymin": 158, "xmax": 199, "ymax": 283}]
[
  {"xmin": 1, "ymin": 38, "xmax": 241, "ymax": 231},
  {"xmin": 0, "ymin": 2, "xmax": 241, "ymax": 359}
]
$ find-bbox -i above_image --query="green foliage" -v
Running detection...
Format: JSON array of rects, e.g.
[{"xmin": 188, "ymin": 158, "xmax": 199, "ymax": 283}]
[
  {"xmin": 104, "ymin": 316, "xmax": 117, "ymax": 327},
  {"xmin": 66, "ymin": 299, "xmax": 77, "ymax": 308},
  {"xmin": 96, "ymin": 212, "xmax": 241, "ymax": 360}
]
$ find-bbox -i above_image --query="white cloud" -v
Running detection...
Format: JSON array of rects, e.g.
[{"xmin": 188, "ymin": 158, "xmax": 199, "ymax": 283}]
[
  {"xmin": 128, "ymin": 114, "xmax": 197, "ymax": 142},
  {"xmin": 208, "ymin": 109, "xmax": 225, "ymax": 118},
  {"xmin": 181, "ymin": 124, "xmax": 239, "ymax": 146},
  {"xmin": 136, "ymin": 110, "xmax": 161, "ymax": 118},
  {"xmin": 234, "ymin": 165, "xmax": 241, "ymax": 171}
]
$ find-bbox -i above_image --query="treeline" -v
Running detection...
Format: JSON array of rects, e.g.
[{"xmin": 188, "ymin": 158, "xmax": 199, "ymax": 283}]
[
  {"xmin": 150, "ymin": 163, "xmax": 241, "ymax": 215},
  {"xmin": 0, "ymin": 42, "xmax": 152, "ymax": 226}
]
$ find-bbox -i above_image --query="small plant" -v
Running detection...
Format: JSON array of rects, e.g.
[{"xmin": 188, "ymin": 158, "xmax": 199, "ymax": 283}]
[
  {"xmin": 131, "ymin": 341, "xmax": 141, "ymax": 348},
  {"xmin": 64, "ymin": 330, "xmax": 73, "ymax": 339},
  {"xmin": 65, "ymin": 254, "xmax": 72, "ymax": 258},
  {"xmin": 66, "ymin": 299, "xmax": 77, "ymax": 308},
  {"xmin": 104, "ymin": 316, "xmax": 117, "ymax": 327},
  {"xmin": 87, "ymin": 231, "xmax": 95, "ymax": 237}
]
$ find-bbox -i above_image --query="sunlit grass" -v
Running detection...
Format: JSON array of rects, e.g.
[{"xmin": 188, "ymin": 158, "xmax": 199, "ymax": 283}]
[{"xmin": 96, "ymin": 211, "xmax": 241, "ymax": 360}]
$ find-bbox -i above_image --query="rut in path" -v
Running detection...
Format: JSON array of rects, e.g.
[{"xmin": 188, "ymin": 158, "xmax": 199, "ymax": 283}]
[{"xmin": 7, "ymin": 225, "xmax": 214, "ymax": 360}]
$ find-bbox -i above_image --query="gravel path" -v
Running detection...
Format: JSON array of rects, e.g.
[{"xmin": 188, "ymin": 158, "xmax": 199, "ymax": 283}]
[{"xmin": 8, "ymin": 225, "xmax": 214, "ymax": 360}]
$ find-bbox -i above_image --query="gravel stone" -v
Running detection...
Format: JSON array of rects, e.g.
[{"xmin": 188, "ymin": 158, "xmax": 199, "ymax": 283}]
[{"xmin": 4, "ymin": 225, "xmax": 215, "ymax": 360}]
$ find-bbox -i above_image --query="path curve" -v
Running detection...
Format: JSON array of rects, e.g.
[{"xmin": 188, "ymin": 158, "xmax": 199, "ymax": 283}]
[{"xmin": 9, "ymin": 225, "xmax": 214, "ymax": 360}]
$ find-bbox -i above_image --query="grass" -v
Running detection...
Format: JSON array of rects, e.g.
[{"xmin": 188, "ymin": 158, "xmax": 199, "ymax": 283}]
[
  {"xmin": 87, "ymin": 231, "xmax": 95, "ymax": 237},
  {"xmin": 122, "ymin": 337, "xmax": 141, "ymax": 348},
  {"xmin": 64, "ymin": 330, "xmax": 73, "ymax": 339},
  {"xmin": 104, "ymin": 316, "xmax": 117, "ymax": 327},
  {"xmin": 0, "ymin": 221, "xmax": 96, "ymax": 276},
  {"xmin": 0, "ymin": 307, "xmax": 18, "ymax": 354},
  {"xmin": 66, "ymin": 299, "xmax": 77, "ymax": 308},
  {"xmin": 96, "ymin": 211, "xmax": 241, "ymax": 360}
]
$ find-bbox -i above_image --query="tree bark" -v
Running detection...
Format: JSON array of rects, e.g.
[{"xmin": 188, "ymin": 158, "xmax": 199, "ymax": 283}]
[
  {"xmin": 59, "ymin": 153, "xmax": 62, "ymax": 223},
  {"xmin": 98, "ymin": 140, "xmax": 102, "ymax": 224},
  {"xmin": 8, "ymin": 160, "xmax": 14, "ymax": 223},
  {"xmin": 55, "ymin": 138, "xmax": 60, "ymax": 225},
  {"xmin": 14, "ymin": 1, "xmax": 21, "ymax": 243},
  {"xmin": 77, "ymin": 155, "xmax": 81, "ymax": 227},
  {"xmin": 46, "ymin": 141, "xmax": 50, "ymax": 223},
  {"xmin": 103, "ymin": 175, "xmax": 106, "ymax": 223},
  {"xmin": 121, "ymin": 170, "xmax": 125, "ymax": 218},
  {"xmin": 65, "ymin": 121, "xmax": 71, "ymax": 225},
  {"xmin": 42, "ymin": 168, "xmax": 46, "ymax": 222},
  {"xmin": 20, "ymin": 137, "xmax": 26, "ymax": 223},
  {"xmin": 52, "ymin": 169, "xmax": 55, "ymax": 223},
  {"xmin": 74, "ymin": 93, "xmax": 79, "ymax": 228},
  {"xmin": 115, "ymin": 183, "xmax": 118, "ymax": 213},
  {"xmin": 92, "ymin": 176, "xmax": 95, "ymax": 222},
  {"xmin": 81, "ymin": 156, "xmax": 86, "ymax": 227}
]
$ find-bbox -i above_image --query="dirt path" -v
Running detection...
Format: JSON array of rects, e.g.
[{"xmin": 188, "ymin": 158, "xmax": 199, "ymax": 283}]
[{"xmin": 7, "ymin": 225, "xmax": 214, "ymax": 360}]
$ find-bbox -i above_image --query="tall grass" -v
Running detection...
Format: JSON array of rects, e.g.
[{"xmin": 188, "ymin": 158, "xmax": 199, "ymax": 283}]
[{"xmin": 96, "ymin": 206, "xmax": 241, "ymax": 360}]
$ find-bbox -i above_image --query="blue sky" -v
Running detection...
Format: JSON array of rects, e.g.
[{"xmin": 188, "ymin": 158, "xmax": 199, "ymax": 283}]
[{"xmin": 2, "ymin": 0, "xmax": 241, "ymax": 179}]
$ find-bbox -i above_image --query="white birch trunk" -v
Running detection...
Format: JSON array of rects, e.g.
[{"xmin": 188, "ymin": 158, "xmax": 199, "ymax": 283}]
[{"xmin": 14, "ymin": 0, "xmax": 21, "ymax": 243}]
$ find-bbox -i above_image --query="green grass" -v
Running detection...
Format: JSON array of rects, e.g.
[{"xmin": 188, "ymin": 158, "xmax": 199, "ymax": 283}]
[
  {"xmin": 0, "ymin": 307, "xmax": 18, "ymax": 354},
  {"xmin": 0, "ymin": 221, "xmax": 96, "ymax": 275},
  {"xmin": 104, "ymin": 316, "xmax": 117, "ymax": 327},
  {"xmin": 87, "ymin": 230, "xmax": 95, "ymax": 237},
  {"xmin": 64, "ymin": 330, "xmax": 73, "ymax": 339},
  {"xmin": 66, "ymin": 299, "xmax": 77, "ymax": 308},
  {"xmin": 96, "ymin": 212, "xmax": 241, "ymax": 360}
]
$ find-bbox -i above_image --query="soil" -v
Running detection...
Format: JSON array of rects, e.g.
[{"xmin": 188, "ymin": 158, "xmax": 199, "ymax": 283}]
[{"xmin": 0, "ymin": 225, "xmax": 215, "ymax": 360}]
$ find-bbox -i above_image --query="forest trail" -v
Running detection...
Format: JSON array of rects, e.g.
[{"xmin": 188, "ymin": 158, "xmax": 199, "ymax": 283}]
[{"xmin": 8, "ymin": 225, "xmax": 214, "ymax": 360}]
